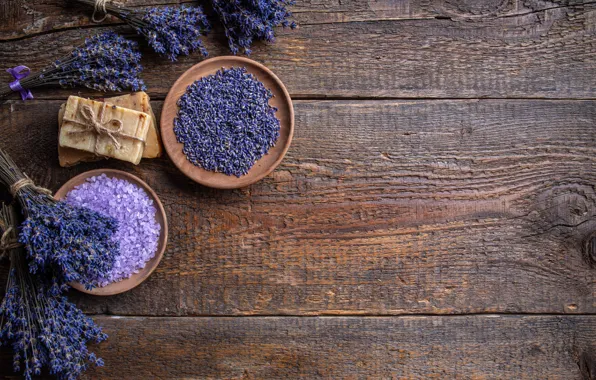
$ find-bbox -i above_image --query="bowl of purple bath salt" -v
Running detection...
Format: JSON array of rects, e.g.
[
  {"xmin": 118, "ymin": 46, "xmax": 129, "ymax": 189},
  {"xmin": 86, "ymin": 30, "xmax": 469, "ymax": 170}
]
[{"xmin": 54, "ymin": 169, "xmax": 168, "ymax": 296}]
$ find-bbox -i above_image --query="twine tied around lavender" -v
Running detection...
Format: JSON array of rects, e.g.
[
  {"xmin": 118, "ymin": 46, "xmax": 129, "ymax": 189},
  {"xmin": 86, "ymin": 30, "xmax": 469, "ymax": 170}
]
[
  {"xmin": 0, "ymin": 225, "xmax": 21, "ymax": 260},
  {"xmin": 64, "ymin": 103, "xmax": 145, "ymax": 154},
  {"xmin": 9, "ymin": 175, "xmax": 52, "ymax": 197},
  {"xmin": 6, "ymin": 65, "xmax": 34, "ymax": 101},
  {"xmin": 92, "ymin": 0, "xmax": 109, "ymax": 23}
]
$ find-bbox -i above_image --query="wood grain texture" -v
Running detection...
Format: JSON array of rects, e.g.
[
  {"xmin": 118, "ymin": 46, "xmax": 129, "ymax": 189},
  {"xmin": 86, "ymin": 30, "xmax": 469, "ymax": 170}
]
[
  {"xmin": 0, "ymin": 98, "xmax": 595, "ymax": 316},
  {"xmin": 0, "ymin": 0, "xmax": 443, "ymax": 40},
  {"xmin": 2, "ymin": 1, "xmax": 595, "ymax": 377},
  {"xmin": 2, "ymin": 1, "xmax": 596, "ymax": 99},
  {"xmin": 1, "ymin": 315, "xmax": 594, "ymax": 379},
  {"xmin": 2, "ymin": 0, "xmax": 594, "ymax": 40}
]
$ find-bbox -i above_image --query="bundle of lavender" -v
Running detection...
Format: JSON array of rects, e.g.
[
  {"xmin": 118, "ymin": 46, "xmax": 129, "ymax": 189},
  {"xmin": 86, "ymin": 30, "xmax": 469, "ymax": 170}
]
[
  {"xmin": 74, "ymin": 0, "xmax": 295, "ymax": 57},
  {"xmin": 0, "ymin": 148, "xmax": 119, "ymax": 290},
  {"xmin": 0, "ymin": 32, "xmax": 145, "ymax": 100},
  {"xmin": 74, "ymin": 0, "xmax": 211, "ymax": 61},
  {"xmin": 211, "ymin": 0, "xmax": 297, "ymax": 55},
  {"xmin": 0, "ymin": 204, "xmax": 107, "ymax": 380}
]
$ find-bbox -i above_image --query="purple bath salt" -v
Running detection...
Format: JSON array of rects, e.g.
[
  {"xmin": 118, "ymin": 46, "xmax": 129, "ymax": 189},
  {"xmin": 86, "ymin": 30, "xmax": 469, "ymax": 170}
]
[{"xmin": 64, "ymin": 174, "xmax": 161, "ymax": 286}]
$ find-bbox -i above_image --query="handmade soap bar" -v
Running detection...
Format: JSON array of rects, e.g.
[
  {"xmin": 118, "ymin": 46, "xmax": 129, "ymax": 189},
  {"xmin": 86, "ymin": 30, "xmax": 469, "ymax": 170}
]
[
  {"xmin": 104, "ymin": 92, "xmax": 162, "ymax": 158},
  {"xmin": 59, "ymin": 96, "xmax": 149, "ymax": 165},
  {"xmin": 58, "ymin": 104, "xmax": 103, "ymax": 166},
  {"xmin": 58, "ymin": 92, "xmax": 161, "ymax": 167}
]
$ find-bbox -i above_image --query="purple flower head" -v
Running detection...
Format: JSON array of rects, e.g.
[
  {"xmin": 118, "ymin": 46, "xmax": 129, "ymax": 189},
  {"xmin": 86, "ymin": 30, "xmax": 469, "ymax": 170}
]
[
  {"xmin": 0, "ymin": 204, "xmax": 107, "ymax": 380},
  {"xmin": 18, "ymin": 193, "xmax": 120, "ymax": 290},
  {"xmin": 103, "ymin": 5, "xmax": 211, "ymax": 61},
  {"xmin": 212, "ymin": 0, "xmax": 296, "ymax": 55},
  {"xmin": 0, "ymin": 31, "xmax": 145, "ymax": 99},
  {"xmin": 0, "ymin": 148, "xmax": 120, "ymax": 291},
  {"xmin": 0, "ymin": 266, "xmax": 108, "ymax": 380},
  {"xmin": 55, "ymin": 31, "xmax": 146, "ymax": 92},
  {"xmin": 137, "ymin": 6, "xmax": 211, "ymax": 61}
]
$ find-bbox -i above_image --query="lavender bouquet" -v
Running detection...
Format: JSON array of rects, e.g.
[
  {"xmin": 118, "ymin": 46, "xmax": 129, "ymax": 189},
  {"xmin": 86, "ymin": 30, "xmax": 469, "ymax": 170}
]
[
  {"xmin": 74, "ymin": 1, "xmax": 211, "ymax": 61},
  {"xmin": 0, "ymin": 32, "xmax": 145, "ymax": 100},
  {"xmin": 211, "ymin": 0, "xmax": 297, "ymax": 55},
  {"xmin": 0, "ymin": 148, "xmax": 119, "ymax": 290},
  {"xmin": 0, "ymin": 204, "xmax": 107, "ymax": 380}
]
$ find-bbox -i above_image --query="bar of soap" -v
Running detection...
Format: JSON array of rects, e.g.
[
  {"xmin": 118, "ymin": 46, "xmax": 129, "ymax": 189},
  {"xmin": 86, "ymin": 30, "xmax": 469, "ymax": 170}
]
[
  {"xmin": 59, "ymin": 96, "xmax": 150, "ymax": 165},
  {"xmin": 58, "ymin": 104, "xmax": 104, "ymax": 167},
  {"xmin": 104, "ymin": 92, "xmax": 162, "ymax": 159},
  {"xmin": 58, "ymin": 92, "xmax": 161, "ymax": 167}
]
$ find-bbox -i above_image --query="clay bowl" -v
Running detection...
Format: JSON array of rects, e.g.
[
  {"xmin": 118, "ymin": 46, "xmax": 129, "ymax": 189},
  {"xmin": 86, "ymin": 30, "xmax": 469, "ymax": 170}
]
[
  {"xmin": 161, "ymin": 56, "xmax": 294, "ymax": 189},
  {"xmin": 54, "ymin": 169, "xmax": 168, "ymax": 296}
]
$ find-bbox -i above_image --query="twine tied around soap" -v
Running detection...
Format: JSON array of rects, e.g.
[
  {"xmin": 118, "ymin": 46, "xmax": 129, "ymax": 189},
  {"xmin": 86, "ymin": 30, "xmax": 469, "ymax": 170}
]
[
  {"xmin": 92, "ymin": 0, "xmax": 109, "ymax": 23},
  {"xmin": 10, "ymin": 174, "xmax": 52, "ymax": 197},
  {"xmin": 66, "ymin": 103, "xmax": 145, "ymax": 156}
]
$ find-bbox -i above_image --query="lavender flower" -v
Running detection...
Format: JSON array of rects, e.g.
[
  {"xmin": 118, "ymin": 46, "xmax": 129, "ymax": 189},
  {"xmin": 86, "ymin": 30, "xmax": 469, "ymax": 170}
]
[
  {"xmin": 74, "ymin": 0, "xmax": 210, "ymax": 61},
  {"xmin": 0, "ymin": 148, "xmax": 119, "ymax": 290},
  {"xmin": 0, "ymin": 204, "xmax": 107, "ymax": 380},
  {"xmin": 174, "ymin": 67, "xmax": 280, "ymax": 177},
  {"xmin": 212, "ymin": 0, "xmax": 297, "ymax": 55},
  {"xmin": 0, "ymin": 32, "xmax": 145, "ymax": 99},
  {"xmin": 18, "ymin": 195, "xmax": 119, "ymax": 290},
  {"xmin": 55, "ymin": 32, "xmax": 145, "ymax": 92}
]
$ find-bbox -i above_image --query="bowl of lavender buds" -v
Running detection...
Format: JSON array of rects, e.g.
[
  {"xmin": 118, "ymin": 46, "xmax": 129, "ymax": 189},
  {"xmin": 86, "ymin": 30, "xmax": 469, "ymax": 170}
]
[
  {"xmin": 161, "ymin": 56, "xmax": 294, "ymax": 189},
  {"xmin": 54, "ymin": 169, "xmax": 168, "ymax": 296}
]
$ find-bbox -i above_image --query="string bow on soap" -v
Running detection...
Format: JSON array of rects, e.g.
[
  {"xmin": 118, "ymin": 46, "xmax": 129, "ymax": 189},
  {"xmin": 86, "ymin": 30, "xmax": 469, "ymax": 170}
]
[
  {"xmin": 6, "ymin": 66, "xmax": 34, "ymax": 101},
  {"xmin": 66, "ymin": 103, "xmax": 145, "ymax": 155}
]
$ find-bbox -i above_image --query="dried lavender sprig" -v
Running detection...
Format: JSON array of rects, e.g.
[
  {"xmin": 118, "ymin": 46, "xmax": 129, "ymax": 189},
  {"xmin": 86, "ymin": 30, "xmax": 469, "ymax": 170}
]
[
  {"xmin": 0, "ymin": 31, "xmax": 145, "ymax": 100},
  {"xmin": 0, "ymin": 204, "xmax": 107, "ymax": 380},
  {"xmin": 212, "ymin": 0, "xmax": 297, "ymax": 55},
  {"xmin": 0, "ymin": 148, "xmax": 119, "ymax": 289},
  {"xmin": 74, "ymin": 0, "xmax": 211, "ymax": 61}
]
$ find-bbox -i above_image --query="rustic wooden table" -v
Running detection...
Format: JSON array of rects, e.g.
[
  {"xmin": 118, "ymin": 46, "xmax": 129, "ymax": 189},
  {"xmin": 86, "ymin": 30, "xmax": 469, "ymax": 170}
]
[{"xmin": 1, "ymin": 1, "xmax": 596, "ymax": 379}]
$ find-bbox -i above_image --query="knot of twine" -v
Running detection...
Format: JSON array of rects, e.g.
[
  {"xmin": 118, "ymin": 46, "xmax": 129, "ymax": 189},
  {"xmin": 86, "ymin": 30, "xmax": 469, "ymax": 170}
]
[
  {"xmin": 92, "ymin": 0, "xmax": 109, "ymax": 23},
  {"xmin": 0, "ymin": 227, "xmax": 22, "ymax": 261},
  {"xmin": 66, "ymin": 103, "xmax": 145, "ymax": 156},
  {"xmin": 10, "ymin": 174, "xmax": 52, "ymax": 197}
]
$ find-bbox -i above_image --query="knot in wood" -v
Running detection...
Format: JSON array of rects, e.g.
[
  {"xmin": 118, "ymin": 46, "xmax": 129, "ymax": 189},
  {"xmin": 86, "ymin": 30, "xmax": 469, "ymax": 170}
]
[{"xmin": 582, "ymin": 232, "xmax": 596, "ymax": 268}]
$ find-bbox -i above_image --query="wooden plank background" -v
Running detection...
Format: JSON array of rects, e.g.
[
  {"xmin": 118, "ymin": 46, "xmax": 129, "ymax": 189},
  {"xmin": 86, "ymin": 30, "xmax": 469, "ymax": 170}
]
[
  {"xmin": 1, "ymin": 0, "xmax": 596, "ymax": 379},
  {"xmin": 0, "ymin": 315, "xmax": 593, "ymax": 378}
]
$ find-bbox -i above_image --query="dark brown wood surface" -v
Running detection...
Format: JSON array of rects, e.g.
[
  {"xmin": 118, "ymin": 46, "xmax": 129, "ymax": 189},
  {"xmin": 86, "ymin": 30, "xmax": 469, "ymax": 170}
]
[
  {"xmin": 0, "ymin": 315, "xmax": 593, "ymax": 379},
  {"xmin": 3, "ymin": 1, "xmax": 596, "ymax": 99},
  {"xmin": 1, "ymin": 0, "xmax": 596, "ymax": 379}
]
